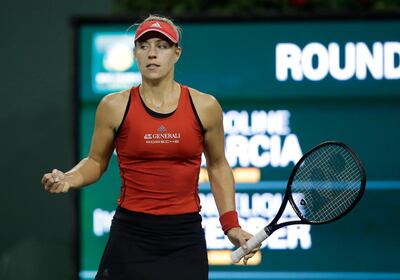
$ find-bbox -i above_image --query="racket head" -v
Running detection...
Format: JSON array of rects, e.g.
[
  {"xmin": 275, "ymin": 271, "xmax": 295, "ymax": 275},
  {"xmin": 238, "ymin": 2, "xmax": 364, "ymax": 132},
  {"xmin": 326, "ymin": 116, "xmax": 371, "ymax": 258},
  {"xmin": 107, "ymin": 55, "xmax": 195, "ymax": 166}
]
[{"xmin": 287, "ymin": 141, "xmax": 366, "ymax": 225}]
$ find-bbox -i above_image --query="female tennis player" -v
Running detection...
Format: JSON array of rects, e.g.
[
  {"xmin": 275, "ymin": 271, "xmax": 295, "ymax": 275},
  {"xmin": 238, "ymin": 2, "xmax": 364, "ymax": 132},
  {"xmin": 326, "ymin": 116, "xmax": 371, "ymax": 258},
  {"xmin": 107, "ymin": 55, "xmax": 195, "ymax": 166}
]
[{"xmin": 41, "ymin": 15, "xmax": 258, "ymax": 279}]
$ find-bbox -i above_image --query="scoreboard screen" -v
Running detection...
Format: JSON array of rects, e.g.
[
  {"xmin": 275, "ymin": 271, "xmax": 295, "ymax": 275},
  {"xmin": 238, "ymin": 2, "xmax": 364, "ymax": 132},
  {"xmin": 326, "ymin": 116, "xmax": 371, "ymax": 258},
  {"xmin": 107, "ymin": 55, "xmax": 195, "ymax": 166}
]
[{"xmin": 74, "ymin": 17, "xmax": 400, "ymax": 280}]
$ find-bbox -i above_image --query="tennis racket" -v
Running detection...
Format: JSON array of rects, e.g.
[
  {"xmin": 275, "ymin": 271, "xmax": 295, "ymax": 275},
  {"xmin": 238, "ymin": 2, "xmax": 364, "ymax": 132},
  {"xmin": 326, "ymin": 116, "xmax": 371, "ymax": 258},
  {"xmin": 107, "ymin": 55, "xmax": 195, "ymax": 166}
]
[{"xmin": 231, "ymin": 141, "xmax": 366, "ymax": 263}]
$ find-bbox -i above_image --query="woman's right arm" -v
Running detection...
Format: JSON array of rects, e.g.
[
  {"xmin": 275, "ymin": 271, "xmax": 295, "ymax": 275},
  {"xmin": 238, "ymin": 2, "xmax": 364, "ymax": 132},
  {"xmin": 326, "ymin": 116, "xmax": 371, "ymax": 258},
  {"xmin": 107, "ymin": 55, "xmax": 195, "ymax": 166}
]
[{"xmin": 42, "ymin": 93, "xmax": 123, "ymax": 193}]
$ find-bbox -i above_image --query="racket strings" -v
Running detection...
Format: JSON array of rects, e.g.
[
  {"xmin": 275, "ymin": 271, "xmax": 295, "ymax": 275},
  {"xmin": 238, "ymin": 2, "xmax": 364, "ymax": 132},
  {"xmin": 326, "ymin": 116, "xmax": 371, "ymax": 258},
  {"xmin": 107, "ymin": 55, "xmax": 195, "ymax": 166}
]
[
  {"xmin": 291, "ymin": 144, "xmax": 362, "ymax": 223},
  {"xmin": 305, "ymin": 183, "xmax": 358, "ymax": 221},
  {"xmin": 298, "ymin": 152, "xmax": 360, "ymax": 220},
  {"xmin": 312, "ymin": 188, "xmax": 358, "ymax": 220},
  {"xmin": 304, "ymin": 148, "xmax": 360, "ymax": 220}
]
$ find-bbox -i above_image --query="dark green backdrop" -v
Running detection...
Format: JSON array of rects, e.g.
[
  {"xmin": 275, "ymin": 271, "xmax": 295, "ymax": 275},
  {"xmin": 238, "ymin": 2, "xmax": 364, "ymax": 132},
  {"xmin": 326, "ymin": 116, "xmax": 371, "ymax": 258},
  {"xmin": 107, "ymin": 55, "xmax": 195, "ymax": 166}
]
[{"xmin": 0, "ymin": 1, "xmax": 111, "ymax": 279}]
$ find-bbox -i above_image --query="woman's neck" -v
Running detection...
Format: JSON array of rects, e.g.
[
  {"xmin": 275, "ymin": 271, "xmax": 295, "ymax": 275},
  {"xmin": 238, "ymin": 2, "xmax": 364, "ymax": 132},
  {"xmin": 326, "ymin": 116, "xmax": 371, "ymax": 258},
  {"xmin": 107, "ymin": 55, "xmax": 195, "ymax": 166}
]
[
  {"xmin": 139, "ymin": 78, "xmax": 180, "ymax": 110},
  {"xmin": 140, "ymin": 78, "xmax": 177, "ymax": 98}
]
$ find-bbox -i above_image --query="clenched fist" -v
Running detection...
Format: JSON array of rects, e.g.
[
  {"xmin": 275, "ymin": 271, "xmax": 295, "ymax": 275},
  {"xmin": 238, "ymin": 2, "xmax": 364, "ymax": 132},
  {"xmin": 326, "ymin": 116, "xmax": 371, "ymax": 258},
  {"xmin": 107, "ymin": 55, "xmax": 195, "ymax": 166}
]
[{"xmin": 41, "ymin": 169, "xmax": 71, "ymax": 193}]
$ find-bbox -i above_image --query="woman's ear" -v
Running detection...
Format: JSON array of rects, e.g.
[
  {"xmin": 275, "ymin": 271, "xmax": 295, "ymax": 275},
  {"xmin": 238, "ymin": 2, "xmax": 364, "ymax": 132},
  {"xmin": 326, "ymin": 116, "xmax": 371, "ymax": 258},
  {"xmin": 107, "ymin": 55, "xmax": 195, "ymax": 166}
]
[{"xmin": 174, "ymin": 46, "xmax": 182, "ymax": 63}]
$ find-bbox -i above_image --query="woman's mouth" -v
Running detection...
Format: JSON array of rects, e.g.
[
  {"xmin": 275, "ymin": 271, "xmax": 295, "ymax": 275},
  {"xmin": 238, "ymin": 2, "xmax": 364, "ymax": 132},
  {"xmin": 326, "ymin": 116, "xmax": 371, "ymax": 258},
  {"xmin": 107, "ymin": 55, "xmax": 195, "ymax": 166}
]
[{"xmin": 146, "ymin": 63, "xmax": 160, "ymax": 69}]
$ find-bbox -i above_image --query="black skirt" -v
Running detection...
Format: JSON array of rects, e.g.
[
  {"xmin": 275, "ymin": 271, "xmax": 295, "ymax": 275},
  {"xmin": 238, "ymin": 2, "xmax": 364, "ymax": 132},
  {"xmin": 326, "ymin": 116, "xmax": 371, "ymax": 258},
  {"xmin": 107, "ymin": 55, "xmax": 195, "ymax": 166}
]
[{"xmin": 95, "ymin": 207, "xmax": 208, "ymax": 280}]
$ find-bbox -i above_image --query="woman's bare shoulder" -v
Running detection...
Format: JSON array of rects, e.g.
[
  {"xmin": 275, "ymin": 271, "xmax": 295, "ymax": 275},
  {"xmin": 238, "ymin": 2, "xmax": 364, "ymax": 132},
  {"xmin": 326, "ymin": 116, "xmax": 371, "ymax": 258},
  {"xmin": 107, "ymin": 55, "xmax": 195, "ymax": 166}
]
[
  {"xmin": 187, "ymin": 87, "xmax": 223, "ymax": 131},
  {"xmin": 102, "ymin": 89, "xmax": 131, "ymax": 107},
  {"xmin": 188, "ymin": 87, "xmax": 220, "ymax": 112},
  {"xmin": 96, "ymin": 89, "xmax": 131, "ymax": 127}
]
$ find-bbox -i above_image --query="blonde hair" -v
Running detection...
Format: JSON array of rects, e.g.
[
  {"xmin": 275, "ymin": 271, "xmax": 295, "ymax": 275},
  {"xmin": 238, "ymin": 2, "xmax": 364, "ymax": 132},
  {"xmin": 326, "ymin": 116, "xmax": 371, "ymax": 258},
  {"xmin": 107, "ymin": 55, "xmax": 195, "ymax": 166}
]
[{"xmin": 128, "ymin": 14, "xmax": 182, "ymax": 43}]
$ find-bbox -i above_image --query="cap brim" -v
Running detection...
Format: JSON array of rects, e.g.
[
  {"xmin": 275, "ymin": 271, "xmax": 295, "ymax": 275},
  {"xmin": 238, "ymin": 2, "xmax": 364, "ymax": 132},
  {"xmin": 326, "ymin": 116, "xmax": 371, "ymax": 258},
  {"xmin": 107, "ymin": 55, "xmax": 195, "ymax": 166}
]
[{"xmin": 135, "ymin": 29, "xmax": 178, "ymax": 44}]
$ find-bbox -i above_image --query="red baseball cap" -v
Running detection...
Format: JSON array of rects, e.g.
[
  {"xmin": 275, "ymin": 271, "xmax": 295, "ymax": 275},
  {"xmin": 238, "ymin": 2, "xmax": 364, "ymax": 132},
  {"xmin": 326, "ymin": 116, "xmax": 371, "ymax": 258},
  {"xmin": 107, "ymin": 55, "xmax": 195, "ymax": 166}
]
[{"xmin": 135, "ymin": 20, "xmax": 179, "ymax": 44}]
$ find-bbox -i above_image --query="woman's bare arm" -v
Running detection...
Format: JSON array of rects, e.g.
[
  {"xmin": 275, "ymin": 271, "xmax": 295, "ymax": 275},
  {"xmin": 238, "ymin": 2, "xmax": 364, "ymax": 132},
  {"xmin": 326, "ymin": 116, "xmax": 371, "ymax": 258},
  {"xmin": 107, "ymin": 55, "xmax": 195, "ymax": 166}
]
[{"xmin": 41, "ymin": 91, "xmax": 128, "ymax": 193}]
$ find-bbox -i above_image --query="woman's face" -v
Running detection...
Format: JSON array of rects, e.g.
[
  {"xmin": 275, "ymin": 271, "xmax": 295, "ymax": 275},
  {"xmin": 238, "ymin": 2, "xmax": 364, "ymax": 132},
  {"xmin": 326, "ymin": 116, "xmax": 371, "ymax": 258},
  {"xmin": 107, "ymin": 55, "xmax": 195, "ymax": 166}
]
[{"xmin": 134, "ymin": 33, "xmax": 181, "ymax": 81}]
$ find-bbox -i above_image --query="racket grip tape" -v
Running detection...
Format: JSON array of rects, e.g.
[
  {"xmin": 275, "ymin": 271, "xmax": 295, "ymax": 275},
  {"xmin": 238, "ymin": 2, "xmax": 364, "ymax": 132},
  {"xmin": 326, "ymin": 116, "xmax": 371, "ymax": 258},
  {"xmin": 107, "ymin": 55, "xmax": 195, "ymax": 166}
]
[{"xmin": 231, "ymin": 229, "xmax": 269, "ymax": 263}]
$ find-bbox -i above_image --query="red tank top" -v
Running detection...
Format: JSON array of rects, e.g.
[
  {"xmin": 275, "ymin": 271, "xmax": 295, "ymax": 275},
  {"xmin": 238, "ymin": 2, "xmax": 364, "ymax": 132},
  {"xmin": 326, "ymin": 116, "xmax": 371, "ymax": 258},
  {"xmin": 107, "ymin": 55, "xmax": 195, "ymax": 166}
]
[{"xmin": 114, "ymin": 84, "xmax": 204, "ymax": 215}]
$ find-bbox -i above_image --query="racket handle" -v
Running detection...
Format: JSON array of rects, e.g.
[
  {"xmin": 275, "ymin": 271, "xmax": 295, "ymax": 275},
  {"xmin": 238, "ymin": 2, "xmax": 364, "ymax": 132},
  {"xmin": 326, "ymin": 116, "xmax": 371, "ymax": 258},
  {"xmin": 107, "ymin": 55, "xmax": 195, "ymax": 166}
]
[{"xmin": 231, "ymin": 229, "xmax": 269, "ymax": 263}]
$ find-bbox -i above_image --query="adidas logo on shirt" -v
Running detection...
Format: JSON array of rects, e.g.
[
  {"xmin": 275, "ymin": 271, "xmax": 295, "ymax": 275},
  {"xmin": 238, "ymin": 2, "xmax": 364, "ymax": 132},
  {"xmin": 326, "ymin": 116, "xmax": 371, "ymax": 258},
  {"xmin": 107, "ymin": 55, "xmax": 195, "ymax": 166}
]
[{"xmin": 150, "ymin": 22, "xmax": 162, "ymax": 28}]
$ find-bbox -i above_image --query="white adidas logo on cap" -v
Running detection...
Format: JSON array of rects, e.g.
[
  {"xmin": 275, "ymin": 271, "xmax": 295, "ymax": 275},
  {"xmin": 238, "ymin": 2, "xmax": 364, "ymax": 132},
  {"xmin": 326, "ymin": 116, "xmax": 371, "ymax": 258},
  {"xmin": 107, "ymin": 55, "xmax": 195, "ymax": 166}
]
[{"xmin": 150, "ymin": 22, "xmax": 162, "ymax": 28}]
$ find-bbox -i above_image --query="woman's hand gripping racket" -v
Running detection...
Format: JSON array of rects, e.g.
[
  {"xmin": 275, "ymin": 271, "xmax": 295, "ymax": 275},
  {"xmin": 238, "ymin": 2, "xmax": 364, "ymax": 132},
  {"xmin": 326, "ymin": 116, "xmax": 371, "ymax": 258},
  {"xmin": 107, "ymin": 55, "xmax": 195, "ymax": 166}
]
[{"xmin": 231, "ymin": 141, "xmax": 366, "ymax": 263}]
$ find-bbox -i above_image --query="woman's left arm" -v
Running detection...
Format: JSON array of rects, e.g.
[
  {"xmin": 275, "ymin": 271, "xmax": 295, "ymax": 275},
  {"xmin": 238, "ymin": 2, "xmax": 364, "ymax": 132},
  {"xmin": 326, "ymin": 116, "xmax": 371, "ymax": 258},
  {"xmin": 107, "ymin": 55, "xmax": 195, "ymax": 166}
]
[{"xmin": 199, "ymin": 94, "xmax": 259, "ymax": 264}]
